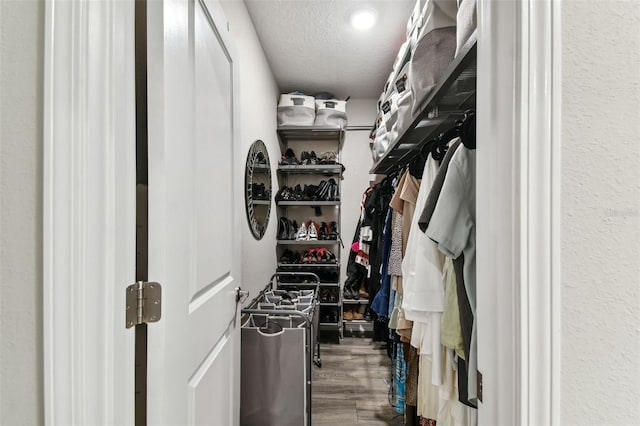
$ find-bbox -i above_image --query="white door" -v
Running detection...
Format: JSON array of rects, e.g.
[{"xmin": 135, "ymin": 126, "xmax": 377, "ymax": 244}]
[{"xmin": 146, "ymin": 0, "xmax": 242, "ymax": 424}]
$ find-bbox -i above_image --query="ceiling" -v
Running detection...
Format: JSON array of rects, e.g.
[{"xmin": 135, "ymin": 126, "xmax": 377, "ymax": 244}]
[{"xmin": 244, "ymin": 0, "xmax": 415, "ymax": 100}]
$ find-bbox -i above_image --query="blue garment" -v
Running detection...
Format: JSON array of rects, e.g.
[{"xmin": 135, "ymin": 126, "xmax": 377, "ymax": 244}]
[
  {"xmin": 395, "ymin": 343, "xmax": 406, "ymax": 414},
  {"xmin": 371, "ymin": 208, "xmax": 393, "ymax": 317}
]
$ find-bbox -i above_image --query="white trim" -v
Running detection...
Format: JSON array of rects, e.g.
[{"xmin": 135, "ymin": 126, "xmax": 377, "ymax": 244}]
[
  {"xmin": 476, "ymin": 0, "xmax": 561, "ymax": 423},
  {"xmin": 43, "ymin": 0, "xmax": 136, "ymax": 424},
  {"xmin": 519, "ymin": 1, "xmax": 562, "ymax": 424}
]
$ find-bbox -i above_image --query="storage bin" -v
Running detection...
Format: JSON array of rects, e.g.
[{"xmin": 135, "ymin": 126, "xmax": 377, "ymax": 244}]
[
  {"xmin": 371, "ymin": 115, "xmax": 390, "ymax": 162},
  {"xmin": 314, "ymin": 99, "xmax": 347, "ymax": 128},
  {"xmin": 406, "ymin": 0, "xmax": 428, "ymax": 36},
  {"xmin": 241, "ymin": 283, "xmax": 319, "ymax": 426},
  {"xmin": 277, "ymin": 93, "xmax": 316, "ymax": 126},
  {"xmin": 455, "ymin": 0, "xmax": 477, "ymax": 57},
  {"xmin": 409, "ymin": 0, "xmax": 457, "ymax": 116},
  {"xmin": 390, "ymin": 61, "xmax": 413, "ymax": 143}
]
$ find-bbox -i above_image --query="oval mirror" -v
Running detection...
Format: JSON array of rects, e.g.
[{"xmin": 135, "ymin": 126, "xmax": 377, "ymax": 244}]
[{"xmin": 244, "ymin": 140, "xmax": 272, "ymax": 239}]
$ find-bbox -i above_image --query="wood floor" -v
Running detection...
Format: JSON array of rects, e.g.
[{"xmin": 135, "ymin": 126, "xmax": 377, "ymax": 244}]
[{"xmin": 312, "ymin": 337, "xmax": 403, "ymax": 425}]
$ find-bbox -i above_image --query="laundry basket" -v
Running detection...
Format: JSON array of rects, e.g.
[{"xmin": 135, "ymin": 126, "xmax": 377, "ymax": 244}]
[{"xmin": 240, "ymin": 274, "xmax": 320, "ymax": 426}]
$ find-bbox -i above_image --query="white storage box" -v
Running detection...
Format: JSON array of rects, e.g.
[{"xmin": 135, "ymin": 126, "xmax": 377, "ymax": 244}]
[
  {"xmin": 277, "ymin": 93, "xmax": 316, "ymax": 126},
  {"xmin": 314, "ymin": 99, "xmax": 347, "ymax": 128}
]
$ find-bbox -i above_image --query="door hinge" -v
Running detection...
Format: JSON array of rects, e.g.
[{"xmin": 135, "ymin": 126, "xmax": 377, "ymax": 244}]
[{"xmin": 126, "ymin": 281, "xmax": 162, "ymax": 328}]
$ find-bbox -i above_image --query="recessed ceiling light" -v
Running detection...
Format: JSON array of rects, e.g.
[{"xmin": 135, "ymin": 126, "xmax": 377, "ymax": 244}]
[{"xmin": 351, "ymin": 8, "xmax": 377, "ymax": 30}]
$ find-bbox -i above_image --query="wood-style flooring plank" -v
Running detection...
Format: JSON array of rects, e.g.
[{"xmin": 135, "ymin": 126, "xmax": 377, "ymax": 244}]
[{"xmin": 312, "ymin": 337, "xmax": 398, "ymax": 425}]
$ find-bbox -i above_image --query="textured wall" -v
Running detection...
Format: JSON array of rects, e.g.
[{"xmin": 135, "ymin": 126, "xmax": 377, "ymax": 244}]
[
  {"xmin": 561, "ymin": 1, "xmax": 640, "ymax": 424},
  {"xmin": 219, "ymin": 1, "xmax": 281, "ymax": 302},
  {"xmin": 0, "ymin": 0, "xmax": 45, "ymax": 424}
]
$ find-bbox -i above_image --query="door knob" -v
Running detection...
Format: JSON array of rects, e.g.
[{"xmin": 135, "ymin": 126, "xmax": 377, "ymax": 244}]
[{"xmin": 235, "ymin": 287, "xmax": 249, "ymax": 303}]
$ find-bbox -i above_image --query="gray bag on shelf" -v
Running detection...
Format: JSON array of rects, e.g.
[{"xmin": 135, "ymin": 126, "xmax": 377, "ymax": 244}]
[
  {"xmin": 409, "ymin": 0, "xmax": 458, "ymax": 116},
  {"xmin": 390, "ymin": 61, "xmax": 413, "ymax": 143},
  {"xmin": 455, "ymin": 0, "xmax": 477, "ymax": 57},
  {"xmin": 314, "ymin": 99, "xmax": 347, "ymax": 128},
  {"xmin": 277, "ymin": 93, "xmax": 316, "ymax": 126},
  {"xmin": 371, "ymin": 114, "xmax": 390, "ymax": 162}
]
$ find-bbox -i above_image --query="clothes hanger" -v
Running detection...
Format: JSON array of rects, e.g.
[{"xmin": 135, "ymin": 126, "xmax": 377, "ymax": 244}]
[
  {"xmin": 459, "ymin": 110, "xmax": 476, "ymax": 149},
  {"xmin": 408, "ymin": 149, "xmax": 426, "ymax": 178}
]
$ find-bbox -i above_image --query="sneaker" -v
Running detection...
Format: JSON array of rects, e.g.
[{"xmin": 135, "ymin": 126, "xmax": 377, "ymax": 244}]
[
  {"xmin": 295, "ymin": 223, "xmax": 308, "ymax": 241},
  {"xmin": 307, "ymin": 222, "xmax": 318, "ymax": 240}
]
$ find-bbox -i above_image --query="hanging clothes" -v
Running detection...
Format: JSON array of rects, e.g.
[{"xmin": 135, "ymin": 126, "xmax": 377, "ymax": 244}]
[{"xmin": 425, "ymin": 146, "xmax": 477, "ymax": 407}]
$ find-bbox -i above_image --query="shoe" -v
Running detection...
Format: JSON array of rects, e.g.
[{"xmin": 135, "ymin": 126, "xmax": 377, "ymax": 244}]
[
  {"xmin": 353, "ymin": 310, "xmax": 364, "ymax": 320},
  {"xmin": 307, "ymin": 222, "xmax": 318, "ymax": 240},
  {"xmin": 302, "ymin": 249, "xmax": 317, "ymax": 263},
  {"xmin": 315, "ymin": 180, "xmax": 329, "ymax": 200},
  {"xmin": 300, "ymin": 151, "xmax": 310, "ymax": 165},
  {"xmin": 279, "ymin": 249, "xmax": 296, "ymax": 263},
  {"xmin": 289, "ymin": 220, "xmax": 298, "ymax": 239},
  {"xmin": 279, "ymin": 148, "xmax": 297, "ymax": 165},
  {"xmin": 319, "ymin": 151, "xmax": 337, "ymax": 164},
  {"xmin": 295, "ymin": 223, "xmax": 308, "ymax": 241},
  {"xmin": 327, "ymin": 178, "xmax": 339, "ymax": 201},
  {"xmin": 277, "ymin": 217, "xmax": 289, "ymax": 240},
  {"xmin": 318, "ymin": 222, "xmax": 328, "ymax": 240},
  {"xmin": 343, "ymin": 286, "xmax": 357, "ymax": 300},
  {"xmin": 304, "ymin": 184, "xmax": 319, "ymax": 200},
  {"xmin": 256, "ymin": 151, "xmax": 267, "ymax": 165},
  {"xmin": 358, "ymin": 286, "xmax": 369, "ymax": 299},
  {"xmin": 329, "ymin": 221, "xmax": 339, "ymax": 240},
  {"xmin": 309, "ymin": 151, "xmax": 318, "ymax": 165},
  {"xmin": 343, "ymin": 309, "xmax": 354, "ymax": 320}
]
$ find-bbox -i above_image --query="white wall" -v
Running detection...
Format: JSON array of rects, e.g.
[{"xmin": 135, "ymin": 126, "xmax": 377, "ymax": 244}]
[
  {"xmin": 339, "ymin": 99, "xmax": 377, "ymax": 285},
  {"xmin": 0, "ymin": 0, "xmax": 45, "ymax": 424},
  {"xmin": 561, "ymin": 1, "xmax": 640, "ymax": 424},
  {"xmin": 220, "ymin": 1, "xmax": 281, "ymax": 302}
]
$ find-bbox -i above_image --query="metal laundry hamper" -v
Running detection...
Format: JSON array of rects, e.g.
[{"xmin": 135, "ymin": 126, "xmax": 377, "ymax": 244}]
[{"xmin": 240, "ymin": 273, "xmax": 320, "ymax": 426}]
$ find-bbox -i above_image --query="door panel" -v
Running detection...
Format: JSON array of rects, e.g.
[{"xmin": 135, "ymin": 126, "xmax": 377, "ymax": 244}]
[
  {"xmin": 147, "ymin": 0, "xmax": 240, "ymax": 424},
  {"xmin": 193, "ymin": 0, "xmax": 233, "ymax": 292},
  {"xmin": 188, "ymin": 335, "xmax": 233, "ymax": 426}
]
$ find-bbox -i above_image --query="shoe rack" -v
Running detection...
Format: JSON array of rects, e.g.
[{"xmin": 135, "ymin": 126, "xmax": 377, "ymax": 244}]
[{"xmin": 275, "ymin": 126, "xmax": 345, "ymax": 338}]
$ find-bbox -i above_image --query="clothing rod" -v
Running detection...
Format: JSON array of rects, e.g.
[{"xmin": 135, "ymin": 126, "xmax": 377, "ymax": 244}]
[{"xmin": 345, "ymin": 125, "xmax": 371, "ymax": 131}]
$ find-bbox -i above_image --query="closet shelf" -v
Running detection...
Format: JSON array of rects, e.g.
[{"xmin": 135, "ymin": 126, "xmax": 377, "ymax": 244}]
[
  {"xmin": 342, "ymin": 299, "xmax": 369, "ymax": 305},
  {"xmin": 276, "ymin": 200, "xmax": 340, "ymax": 206},
  {"xmin": 277, "ymin": 281, "xmax": 339, "ymax": 287},
  {"xmin": 370, "ymin": 31, "xmax": 477, "ymax": 175},
  {"xmin": 278, "ymin": 164, "xmax": 343, "ymax": 175},
  {"xmin": 319, "ymin": 323, "xmax": 341, "ymax": 330},
  {"xmin": 251, "ymin": 200, "xmax": 271, "ymax": 205},
  {"xmin": 343, "ymin": 321, "xmax": 374, "ymax": 333},
  {"xmin": 277, "ymin": 240, "xmax": 340, "ymax": 245},
  {"xmin": 252, "ymin": 165, "xmax": 271, "ymax": 173},
  {"xmin": 320, "ymin": 302, "xmax": 340, "ymax": 307},
  {"xmin": 277, "ymin": 262, "xmax": 340, "ymax": 269},
  {"xmin": 277, "ymin": 126, "xmax": 345, "ymax": 151}
]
